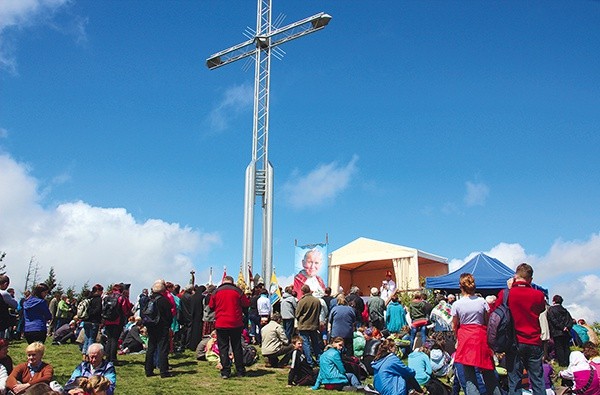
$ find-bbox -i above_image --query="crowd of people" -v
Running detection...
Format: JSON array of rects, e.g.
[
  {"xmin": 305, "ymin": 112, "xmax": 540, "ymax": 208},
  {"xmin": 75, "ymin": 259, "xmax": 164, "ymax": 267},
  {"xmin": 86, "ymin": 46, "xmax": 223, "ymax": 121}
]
[{"xmin": 0, "ymin": 262, "xmax": 598, "ymax": 395}]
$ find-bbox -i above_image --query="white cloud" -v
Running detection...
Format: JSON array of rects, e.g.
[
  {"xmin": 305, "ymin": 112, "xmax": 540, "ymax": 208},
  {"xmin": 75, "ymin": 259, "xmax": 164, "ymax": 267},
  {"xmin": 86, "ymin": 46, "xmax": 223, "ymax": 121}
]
[
  {"xmin": 0, "ymin": 153, "xmax": 222, "ymax": 297},
  {"xmin": 464, "ymin": 181, "xmax": 490, "ymax": 207},
  {"xmin": 0, "ymin": 0, "xmax": 73, "ymax": 73},
  {"xmin": 283, "ymin": 155, "xmax": 359, "ymax": 209},
  {"xmin": 0, "ymin": 128, "xmax": 7, "ymax": 138},
  {"xmin": 448, "ymin": 233, "xmax": 600, "ymax": 323},
  {"xmin": 276, "ymin": 274, "xmax": 295, "ymax": 290},
  {"xmin": 206, "ymin": 84, "xmax": 253, "ymax": 133}
]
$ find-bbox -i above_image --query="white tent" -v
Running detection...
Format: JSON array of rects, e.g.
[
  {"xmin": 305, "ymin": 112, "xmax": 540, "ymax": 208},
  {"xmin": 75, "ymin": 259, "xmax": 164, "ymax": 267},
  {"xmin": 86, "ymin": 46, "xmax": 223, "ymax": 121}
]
[{"xmin": 328, "ymin": 237, "xmax": 448, "ymax": 294}]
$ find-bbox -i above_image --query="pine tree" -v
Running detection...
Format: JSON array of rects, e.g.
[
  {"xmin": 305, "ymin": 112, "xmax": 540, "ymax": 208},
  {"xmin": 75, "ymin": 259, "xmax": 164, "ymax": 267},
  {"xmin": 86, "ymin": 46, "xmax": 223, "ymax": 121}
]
[
  {"xmin": 77, "ymin": 282, "xmax": 90, "ymax": 302},
  {"xmin": 65, "ymin": 285, "xmax": 76, "ymax": 299},
  {"xmin": 44, "ymin": 267, "xmax": 58, "ymax": 292}
]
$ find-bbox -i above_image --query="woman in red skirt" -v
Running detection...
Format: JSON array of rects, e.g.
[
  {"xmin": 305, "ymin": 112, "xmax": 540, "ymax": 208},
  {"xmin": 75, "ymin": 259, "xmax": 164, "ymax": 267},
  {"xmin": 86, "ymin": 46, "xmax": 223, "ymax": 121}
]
[{"xmin": 451, "ymin": 273, "xmax": 501, "ymax": 395}]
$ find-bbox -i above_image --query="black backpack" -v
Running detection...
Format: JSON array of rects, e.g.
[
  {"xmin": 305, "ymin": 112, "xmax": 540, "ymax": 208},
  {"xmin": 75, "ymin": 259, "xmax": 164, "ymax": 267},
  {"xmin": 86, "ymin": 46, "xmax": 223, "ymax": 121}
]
[
  {"xmin": 242, "ymin": 344, "xmax": 258, "ymax": 366},
  {"xmin": 487, "ymin": 288, "xmax": 516, "ymax": 353},
  {"xmin": 101, "ymin": 295, "xmax": 121, "ymax": 322},
  {"xmin": 141, "ymin": 295, "xmax": 161, "ymax": 327}
]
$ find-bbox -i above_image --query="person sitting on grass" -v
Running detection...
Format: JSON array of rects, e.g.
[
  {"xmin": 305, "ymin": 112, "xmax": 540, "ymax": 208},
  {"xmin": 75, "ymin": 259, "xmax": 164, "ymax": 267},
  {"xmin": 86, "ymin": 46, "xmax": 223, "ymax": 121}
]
[
  {"xmin": 559, "ymin": 350, "xmax": 600, "ymax": 395},
  {"xmin": 5, "ymin": 342, "xmax": 53, "ymax": 395},
  {"xmin": 371, "ymin": 338, "xmax": 424, "ymax": 395},
  {"xmin": 205, "ymin": 330, "xmax": 221, "ymax": 364},
  {"xmin": 407, "ymin": 346, "xmax": 432, "ymax": 387},
  {"xmin": 64, "ymin": 343, "xmax": 116, "ymax": 395},
  {"xmin": 118, "ymin": 319, "xmax": 146, "ymax": 355},
  {"xmin": 66, "ymin": 375, "xmax": 112, "ymax": 395},
  {"xmin": 287, "ymin": 336, "xmax": 317, "ymax": 387},
  {"xmin": 582, "ymin": 341, "xmax": 600, "ymax": 372},
  {"xmin": 311, "ymin": 337, "xmax": 362, "ymax": 391}
]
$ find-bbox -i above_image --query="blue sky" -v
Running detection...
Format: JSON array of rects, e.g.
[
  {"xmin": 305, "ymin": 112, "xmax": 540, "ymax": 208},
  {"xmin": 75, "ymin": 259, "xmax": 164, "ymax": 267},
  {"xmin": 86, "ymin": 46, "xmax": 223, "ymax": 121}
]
[{"xmin": 1, "ymin": 1, "xmax": 599, "ymax": 320}]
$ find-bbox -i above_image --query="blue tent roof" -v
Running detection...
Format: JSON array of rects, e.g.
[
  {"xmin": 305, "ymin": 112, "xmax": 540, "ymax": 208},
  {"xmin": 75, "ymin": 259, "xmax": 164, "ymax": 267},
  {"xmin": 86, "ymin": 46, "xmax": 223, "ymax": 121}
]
[{"xmin": 425, "ymin": 253, "xmax": 547, "ymax": 295}]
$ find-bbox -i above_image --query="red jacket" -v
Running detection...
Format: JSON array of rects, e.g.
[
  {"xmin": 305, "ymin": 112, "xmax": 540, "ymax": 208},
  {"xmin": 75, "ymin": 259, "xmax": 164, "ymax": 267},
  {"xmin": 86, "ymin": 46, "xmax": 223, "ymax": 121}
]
[
  {"xmin": 496, "ymin": 281, "xmax": 545, "ymax": 346},
  {"xmin": 208, "ymin": 282, "xmax": 250, "ymax": 329}
]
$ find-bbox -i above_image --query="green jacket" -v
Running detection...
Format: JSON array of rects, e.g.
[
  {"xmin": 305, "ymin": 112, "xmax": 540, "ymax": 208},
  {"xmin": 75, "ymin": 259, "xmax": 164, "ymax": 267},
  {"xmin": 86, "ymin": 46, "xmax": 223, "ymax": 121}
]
[{"xmin": 295, "ymin": 294, "xmax": 321, "ymax": 331}]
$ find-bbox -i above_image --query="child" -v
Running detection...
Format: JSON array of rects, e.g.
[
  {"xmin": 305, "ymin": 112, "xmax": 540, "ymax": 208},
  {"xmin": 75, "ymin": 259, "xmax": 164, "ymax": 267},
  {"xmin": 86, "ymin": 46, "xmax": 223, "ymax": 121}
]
[
  {"xmin": 542, "ymin": 358, "xmax": 556, "ymax": 395},
  {"xmin": 287, "ymin": 336, "xmax": 317, "ymax": 387},
  {"xmin": 205, "ymin": 330, "xmax": 220, "ymax": 364},
  {"xmin": 353, "ymin": 327, "xmax": 366, "ymax": 358}
]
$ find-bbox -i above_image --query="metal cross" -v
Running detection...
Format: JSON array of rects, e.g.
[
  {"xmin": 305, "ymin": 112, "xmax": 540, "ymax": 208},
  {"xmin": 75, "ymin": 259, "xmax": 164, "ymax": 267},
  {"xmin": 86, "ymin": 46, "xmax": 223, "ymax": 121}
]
[{"xmin": 206, "ymin": 0, "xmax": 331, "ymax": 285}]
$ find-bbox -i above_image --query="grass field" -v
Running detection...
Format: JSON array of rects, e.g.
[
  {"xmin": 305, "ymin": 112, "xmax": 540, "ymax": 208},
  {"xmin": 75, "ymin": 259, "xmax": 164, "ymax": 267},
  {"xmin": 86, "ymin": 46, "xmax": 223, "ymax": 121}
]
[{"xmin": 10, "ymin": 338, "xmax": 325, "ymax": 395}]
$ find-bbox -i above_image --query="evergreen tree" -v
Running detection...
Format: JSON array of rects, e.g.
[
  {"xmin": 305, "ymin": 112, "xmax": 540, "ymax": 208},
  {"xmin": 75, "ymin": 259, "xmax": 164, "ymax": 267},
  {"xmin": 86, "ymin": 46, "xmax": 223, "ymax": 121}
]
[
  {"xmin": 77, "ymin": 282, "xmax": 90, "ymax": 302},
  {"xmin": 44, "ymin": 267, "xmax": 58, "ymax": 292}
]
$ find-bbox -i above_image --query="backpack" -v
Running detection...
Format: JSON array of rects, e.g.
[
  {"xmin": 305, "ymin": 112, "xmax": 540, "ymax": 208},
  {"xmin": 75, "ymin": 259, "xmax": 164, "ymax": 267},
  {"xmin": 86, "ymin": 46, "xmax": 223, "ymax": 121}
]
[
  {"xmin": 141, "ymin": 295, "xmax": 161, "ymax": 327},
  {"xmin": 101, "ymin": 294, "xmax": 121, "ymax": 322},
  {"xmin": 487, "ymin": 288, "xmax": 516, "ymax": 353},
  {"xmin": 77, "ymin": 298, "xmax": 90, "ymax": 320},
  {"xmin": 0, "ymin": 297, "xmax": 9, "ymax": 331},
  {"xmin": 242, "ymin": 344, "xmax": 258, "ymax": 366}
]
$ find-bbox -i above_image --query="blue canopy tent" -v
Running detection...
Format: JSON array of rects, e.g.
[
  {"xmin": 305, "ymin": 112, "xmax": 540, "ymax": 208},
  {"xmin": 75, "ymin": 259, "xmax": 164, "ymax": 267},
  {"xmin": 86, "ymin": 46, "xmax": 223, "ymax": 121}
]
[{"xmin": 425, "ymin": 253, "xmax": 548, "ymax": 296}]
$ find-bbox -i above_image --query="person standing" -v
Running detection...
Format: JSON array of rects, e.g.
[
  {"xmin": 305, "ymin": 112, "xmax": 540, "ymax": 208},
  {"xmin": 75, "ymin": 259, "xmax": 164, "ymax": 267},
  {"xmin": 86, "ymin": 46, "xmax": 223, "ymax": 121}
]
[
  {"xmin": 345, "ymin": 286, "xmax": 365, "ymax": 328},
  {"xmin": 367, "ymin": 287, "xmax": 386, "ymax": 331},
  {"xmin": 496, "ymin": 263, "xmax": 546, "ymax": 395},
  {"xmin": 280, "ymin": 286, "xmax": 297, "ymax": 342},
  {"xmin": 103, "ymin": 284, "xmax": 130, "ymax": 364},
  {"xmin": 178, "ymin": 285, "xmax": 194, "ymax": 351},
  {"xmin": 328, "ymin": 294, "xmax": 356, "ymax": 357},
  {"xmin": 452, "ymin": 273, "xmax": 501, "ymax": 395},
  {"xmin": 144, "ymin": 281, "xmax": 174, "ymax": 378},
  {"xmin": 386, "ymin": 294, "xmax": 408, "ymax": 334},
  {"xmin": 188, "ymin": 285, "xmax": 206, "ymax": 351},
  {"xmin": 82, "ymin": 284, "xmax": 103, "ymax": 359},
  {"xmin": 54, "ymin": 295, "xmax": 71, "ymax": 333},
  {"xmin": 23, "ymin": 284, "xmax": 52, "ymax": 344},
  {"xmin": 208, "ymin": 275, "xmax": 250, "ymax": 379},
  {"xmin": 547, "ymin": 294, "xmax": 574, "ymax": 367},
  {"xmin": 0, "ymin": 276, "xmax": 18, "ymax": 339},
  {"xmin": 47, "ymin": 292, "xmax": 60, "ymax": 336},
  {"xmin": 295, "ymin": 285, "xmax": 322, "ymax": 367}
]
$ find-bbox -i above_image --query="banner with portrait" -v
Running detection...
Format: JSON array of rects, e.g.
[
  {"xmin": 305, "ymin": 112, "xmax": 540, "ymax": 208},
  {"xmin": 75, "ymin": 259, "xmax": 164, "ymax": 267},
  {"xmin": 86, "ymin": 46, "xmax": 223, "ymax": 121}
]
[{"xmin": 293, "ymin": 243, "xmax": 328, "ymax": 298}]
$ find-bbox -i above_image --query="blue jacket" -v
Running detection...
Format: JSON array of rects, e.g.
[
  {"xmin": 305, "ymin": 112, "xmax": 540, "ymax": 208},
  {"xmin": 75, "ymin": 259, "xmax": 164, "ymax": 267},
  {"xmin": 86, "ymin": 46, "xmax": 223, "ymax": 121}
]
[
  {"xmin": 329, "ymin": 305, "xmax": 356, "ymax": 338},
  {"xmin": 372, "ymin": 353, "xmax": 416, "ymax": 395},
  {"xmin": 311, "ymin": 347, "xmax": 348, "ymax": 390},
  {"xmin": 24, "ymin": 296, "xmax": 52, "ymax": 333},
  {"xmin": 386, "ymin": 301, "xmax": 408, "ymax": 333},
  {"xmin": 66, "ymin": 360, "xmax": 116, "ymax": 395},
  {"xmin": 407, "ymin": 350, "xmax": 432, "ymax": 385}
]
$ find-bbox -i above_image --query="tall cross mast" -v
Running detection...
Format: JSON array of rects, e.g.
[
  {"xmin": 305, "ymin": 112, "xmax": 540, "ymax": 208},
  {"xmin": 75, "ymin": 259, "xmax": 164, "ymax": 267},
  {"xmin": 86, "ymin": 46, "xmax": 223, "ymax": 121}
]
[{"xmin": 206, "ymin": 0, "xmax": 331, "ymax": 284}]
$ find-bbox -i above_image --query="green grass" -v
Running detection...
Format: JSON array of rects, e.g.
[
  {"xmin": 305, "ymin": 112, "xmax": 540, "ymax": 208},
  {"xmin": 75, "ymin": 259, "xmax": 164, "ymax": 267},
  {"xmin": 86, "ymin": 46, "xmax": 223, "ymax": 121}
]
[{"xmin": 10, "ymin": 339, "xmax": 316, "ymax": 395}]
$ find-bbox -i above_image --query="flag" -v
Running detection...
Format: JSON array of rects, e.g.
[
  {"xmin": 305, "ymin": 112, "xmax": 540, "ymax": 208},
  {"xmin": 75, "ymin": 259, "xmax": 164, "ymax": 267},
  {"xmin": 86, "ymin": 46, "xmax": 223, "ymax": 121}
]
[
  {"xmin": 221, "ymin": 267, "xmax": 227, "ymax": 284},
  {"xmin": 237, "ymin": 267, "xmax": 247, "ymax": 291},
  {"xmin": 269, "ymin": 270, "xmax": 281, "ymax": 305},
  {"xmin": 248, "ymin": 265, "xmax": 254, "ymax": 289}
]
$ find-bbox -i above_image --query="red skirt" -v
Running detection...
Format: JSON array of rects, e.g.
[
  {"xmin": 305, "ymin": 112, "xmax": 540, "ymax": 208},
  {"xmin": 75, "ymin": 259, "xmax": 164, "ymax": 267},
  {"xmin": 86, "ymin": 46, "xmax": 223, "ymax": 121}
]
[{"xmin": 454, "ymin": 324, "xmax": 494, "ymax": 370}]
